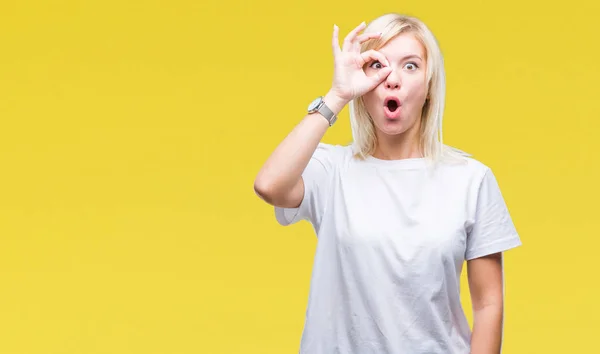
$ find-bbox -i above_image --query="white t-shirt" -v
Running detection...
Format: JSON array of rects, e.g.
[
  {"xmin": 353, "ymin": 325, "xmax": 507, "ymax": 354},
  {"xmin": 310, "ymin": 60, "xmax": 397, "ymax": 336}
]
[{"xmin": 274, "ymin": 142, "xmax": 522, "ymax": 354}]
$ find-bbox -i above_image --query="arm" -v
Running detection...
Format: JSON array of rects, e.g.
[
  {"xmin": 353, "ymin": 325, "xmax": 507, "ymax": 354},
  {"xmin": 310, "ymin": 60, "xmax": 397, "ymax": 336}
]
[
  {"xmin": 253, "ymin": 92, "xmax": 346, "ymax": 208},
  {"xmin": 253, "ymin": 23, "xmax": 391, "ymax": 208},
  {"xmin": 467, "ymin": 252, "xmax": 504, "ymax": 354}
]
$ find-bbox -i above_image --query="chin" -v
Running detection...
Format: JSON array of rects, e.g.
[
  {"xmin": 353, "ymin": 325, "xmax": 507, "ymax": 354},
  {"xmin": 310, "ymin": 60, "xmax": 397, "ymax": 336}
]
[
  {"xmin": 374, "ymin": 118, "xmax": 412, "ymax": 136},
  {"xmin": 381, "ymin": 127, "xmax": 410, "ymax": 136}
]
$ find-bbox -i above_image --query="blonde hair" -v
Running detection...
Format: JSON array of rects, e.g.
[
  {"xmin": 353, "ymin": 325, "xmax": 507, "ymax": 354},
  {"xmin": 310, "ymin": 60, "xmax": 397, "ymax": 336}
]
[{"xmin": 348, "ymin": 13, "xmax": 469, "ymax": 164}]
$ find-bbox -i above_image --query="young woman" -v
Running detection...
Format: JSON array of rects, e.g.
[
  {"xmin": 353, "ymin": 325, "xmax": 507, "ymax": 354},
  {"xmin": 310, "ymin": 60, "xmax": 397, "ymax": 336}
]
[{"xmin": 254, "ymin": 13, "xmax": 522, "ymax": 354}]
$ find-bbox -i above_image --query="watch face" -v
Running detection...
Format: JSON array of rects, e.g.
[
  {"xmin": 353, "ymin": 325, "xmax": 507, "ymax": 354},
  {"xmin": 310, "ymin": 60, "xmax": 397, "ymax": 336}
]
[{"xmin": 308, "ymin": 97, "xmax": 322, "ymax": 112}]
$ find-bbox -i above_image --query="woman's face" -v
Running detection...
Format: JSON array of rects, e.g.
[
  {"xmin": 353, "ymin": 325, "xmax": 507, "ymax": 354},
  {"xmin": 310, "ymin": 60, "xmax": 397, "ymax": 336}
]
[{"xmin": 362, "ymin": 32, "xmax": 429, "ymax": 138}]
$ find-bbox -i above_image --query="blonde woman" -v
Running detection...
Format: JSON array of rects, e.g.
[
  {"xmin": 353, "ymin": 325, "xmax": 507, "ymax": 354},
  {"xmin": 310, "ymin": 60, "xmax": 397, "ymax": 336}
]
[{"xmin": 254, "ymin": 13, "xmax": 522, "ymax": 354}]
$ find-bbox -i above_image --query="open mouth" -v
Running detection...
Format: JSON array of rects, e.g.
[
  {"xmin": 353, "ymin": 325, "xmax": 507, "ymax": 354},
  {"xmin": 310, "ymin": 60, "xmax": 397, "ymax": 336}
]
[
  {"xmin": 383, "ymin": 97, "xmax": 401, "ymax": 119},
  {"xmin": 384, "ymin": 97, "xmax": 400, "ymax": 112}
]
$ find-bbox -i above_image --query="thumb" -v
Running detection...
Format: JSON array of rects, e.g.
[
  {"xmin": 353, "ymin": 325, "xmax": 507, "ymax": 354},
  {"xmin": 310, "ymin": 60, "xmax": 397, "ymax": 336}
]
[
  {"xmin": 365, "ymin": 67, "xmax": 392, "ymax": 91},
  {"xmin": 373, "ymin": 67, "xmax": 392, "ymax": 84}
]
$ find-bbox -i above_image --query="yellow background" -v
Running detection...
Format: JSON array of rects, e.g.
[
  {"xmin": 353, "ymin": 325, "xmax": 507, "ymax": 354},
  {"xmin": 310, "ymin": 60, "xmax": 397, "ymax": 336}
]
[{"xmin": 1, "ymin": 0, "xmax": 598, "ymax": 353}]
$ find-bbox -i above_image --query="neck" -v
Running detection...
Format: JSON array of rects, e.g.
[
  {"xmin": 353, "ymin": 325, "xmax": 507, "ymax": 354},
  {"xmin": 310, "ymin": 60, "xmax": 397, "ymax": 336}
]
[{"xmin": 372, "ymin": 124, "xmax": 423, "ymax": 160}]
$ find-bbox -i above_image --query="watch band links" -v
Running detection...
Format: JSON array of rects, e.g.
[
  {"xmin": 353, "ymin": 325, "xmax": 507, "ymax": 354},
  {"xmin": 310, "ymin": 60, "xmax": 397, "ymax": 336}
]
[{"xmin": 318, "ymin": 101, "xmax": 337, "ymax": 126}]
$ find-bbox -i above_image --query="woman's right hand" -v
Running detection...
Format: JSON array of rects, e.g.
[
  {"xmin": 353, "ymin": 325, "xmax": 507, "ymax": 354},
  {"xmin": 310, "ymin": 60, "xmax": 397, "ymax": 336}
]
[{"xmin": 329, "ymin": 22, "xmax": 393, "ymax": 103}]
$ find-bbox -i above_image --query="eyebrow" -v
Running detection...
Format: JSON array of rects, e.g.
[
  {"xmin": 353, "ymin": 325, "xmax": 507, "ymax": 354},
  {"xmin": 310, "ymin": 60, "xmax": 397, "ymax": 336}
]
[
  {"xmin": 381, "ymin": 54, "xmax": 423, "ymax": 62},
  {"xmin": 397, "ymin": 54, "xmax": 423, "ymax": 61}
]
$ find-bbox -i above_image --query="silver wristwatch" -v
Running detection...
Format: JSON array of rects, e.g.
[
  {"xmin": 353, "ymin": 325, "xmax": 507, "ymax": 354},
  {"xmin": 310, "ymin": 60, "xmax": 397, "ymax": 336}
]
[{"xmin": 308, "ymin": 96, "xmax": 337, "ymax": 126}]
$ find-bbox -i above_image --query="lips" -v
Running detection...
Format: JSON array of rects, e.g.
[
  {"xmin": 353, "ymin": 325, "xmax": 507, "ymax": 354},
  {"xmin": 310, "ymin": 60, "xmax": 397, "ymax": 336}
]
[{"xmin": 384, "ymin": 96, "xmax": 401, "ymax": 119}]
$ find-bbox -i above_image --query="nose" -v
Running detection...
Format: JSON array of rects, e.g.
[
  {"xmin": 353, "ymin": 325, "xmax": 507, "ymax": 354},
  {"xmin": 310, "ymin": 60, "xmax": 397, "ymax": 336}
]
[{"xmin": 385, "ymin": 70, "xmax": 400, "ymax": 90}]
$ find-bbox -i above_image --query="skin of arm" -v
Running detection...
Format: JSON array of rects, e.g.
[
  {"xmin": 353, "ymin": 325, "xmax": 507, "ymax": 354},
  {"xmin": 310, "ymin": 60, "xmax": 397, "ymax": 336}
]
[{"xmin": 467, "ymin": 252, "xmax": 505, "ymax": 354}]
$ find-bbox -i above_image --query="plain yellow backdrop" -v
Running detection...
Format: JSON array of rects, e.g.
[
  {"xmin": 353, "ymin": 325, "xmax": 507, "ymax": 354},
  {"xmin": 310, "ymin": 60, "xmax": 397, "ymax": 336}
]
[{"xmin": 1, "ymin": 0, "xmax": 599, "ymax": 353}]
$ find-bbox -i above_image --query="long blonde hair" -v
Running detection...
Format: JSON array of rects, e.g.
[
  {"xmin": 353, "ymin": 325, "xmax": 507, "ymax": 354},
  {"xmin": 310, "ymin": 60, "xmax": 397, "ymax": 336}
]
[{"xmin": 348, "ymin": 13, "xmax": 469, "ymax": 164}]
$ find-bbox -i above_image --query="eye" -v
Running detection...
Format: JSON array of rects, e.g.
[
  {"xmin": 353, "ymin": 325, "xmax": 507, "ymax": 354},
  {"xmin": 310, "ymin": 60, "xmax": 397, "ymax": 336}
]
[
  {"xmin": 404, "ymin": 62, "xmax": 419, "ymax": 70},
  {"xmin": 369, "ymin": 60, "xmax": 384, "ymax": 69}
]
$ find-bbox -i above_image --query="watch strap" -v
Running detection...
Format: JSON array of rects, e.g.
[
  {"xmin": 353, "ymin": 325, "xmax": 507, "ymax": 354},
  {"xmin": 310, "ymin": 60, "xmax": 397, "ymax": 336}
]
[{"xmin": 317, "ymin": 100, "xmax": 337, "ymax": 126}]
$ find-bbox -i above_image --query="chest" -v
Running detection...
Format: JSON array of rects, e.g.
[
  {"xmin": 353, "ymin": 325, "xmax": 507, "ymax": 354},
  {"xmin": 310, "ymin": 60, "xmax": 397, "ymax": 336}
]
[{"xmin": 328, "ymin": 167, "xmax": 470, "ymax": 263}]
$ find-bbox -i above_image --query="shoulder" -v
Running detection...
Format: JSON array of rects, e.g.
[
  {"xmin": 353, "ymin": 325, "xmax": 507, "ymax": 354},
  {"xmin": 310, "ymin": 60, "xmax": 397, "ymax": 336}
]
[
  {"xmin": 312, "ymin": 142, "xmax": 354, "ymax": 163},
  {"xmin": 438, "ymin": 145, "xmax": 492, "ymax": 184},
  {"xmin": 436, "ymin": 148, "xmax": 508, "ymax": 208},
  {"xmin": 462, "ymin": 156, "xmax": 491, "ymax": 176},
  {"xmin": 315, "ymin": 142, "xmax": 353, "ymax": 154}
]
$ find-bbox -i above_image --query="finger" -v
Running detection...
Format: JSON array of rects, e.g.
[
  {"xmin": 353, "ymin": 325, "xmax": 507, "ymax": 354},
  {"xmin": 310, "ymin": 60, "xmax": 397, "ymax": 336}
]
[
  {"xmin": 342, "ymin": 21, "xmax": 366, "ymax": 52},
  {"xmin": 332, "ymin": 24, "xmax": 341, "ymax": 57},
  {"xmin": 358, "ymin": 49, "xmax": 390, "ymax": 68},
  {"xmin": 352, "ymin": 32, "xmax": 382, "ymax": 52},
  {"xmin": 358, "ymin": 66, "xmax": 392, "ymax": 95},
  {"xmin": 359, "ymin": 67, "xmax": 392, "ymax": 94},
  {"xmin": 371, "ymin": 67, "xmax": 393, "ymax": 84}
]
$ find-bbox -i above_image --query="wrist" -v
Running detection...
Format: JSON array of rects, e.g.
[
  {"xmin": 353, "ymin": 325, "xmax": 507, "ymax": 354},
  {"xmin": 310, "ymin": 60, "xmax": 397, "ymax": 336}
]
[{"xmin": 323, "ymin": 90, "xmax": 349, "ymax": 115}]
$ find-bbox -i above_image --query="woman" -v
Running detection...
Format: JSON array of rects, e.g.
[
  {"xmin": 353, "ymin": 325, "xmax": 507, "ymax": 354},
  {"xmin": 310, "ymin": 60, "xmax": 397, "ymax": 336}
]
[{"xmin": 254, "ymin": 13, "xmax": 522, "ymax": 354}]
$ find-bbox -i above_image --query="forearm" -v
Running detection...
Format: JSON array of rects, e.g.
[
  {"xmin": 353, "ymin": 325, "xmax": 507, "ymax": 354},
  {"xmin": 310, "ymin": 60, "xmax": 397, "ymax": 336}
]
[
  {"xmin": 470, "ymin": 304, "xmax": 503, "ymax": 354},
  {"xmin": 254, "ymin": 91, "xmax": 346, "ymax": 196}
]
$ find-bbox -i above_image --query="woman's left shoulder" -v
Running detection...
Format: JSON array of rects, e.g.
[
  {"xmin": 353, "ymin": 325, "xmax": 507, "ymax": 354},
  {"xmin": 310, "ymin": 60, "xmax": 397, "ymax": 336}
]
[{"xmin": 439, "ymin": 145, "xmax": 491, "ymax": 176}]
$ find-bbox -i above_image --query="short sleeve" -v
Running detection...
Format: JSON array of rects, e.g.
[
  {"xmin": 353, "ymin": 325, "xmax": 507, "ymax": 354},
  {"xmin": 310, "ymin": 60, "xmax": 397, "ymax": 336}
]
[
  {"xmin": 274, "ymin": 143, "xmax": 338, "ymax": 229},
  {"xmin": 465, "ymin": 168, "xmax": 522, "ymax": 260}
]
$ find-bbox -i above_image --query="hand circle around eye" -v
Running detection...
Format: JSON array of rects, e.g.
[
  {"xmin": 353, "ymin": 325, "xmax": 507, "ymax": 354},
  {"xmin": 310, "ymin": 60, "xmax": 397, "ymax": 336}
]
[{"xmin": 329, "ymin": 22, "xmax": 392, "ymax": 102}]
